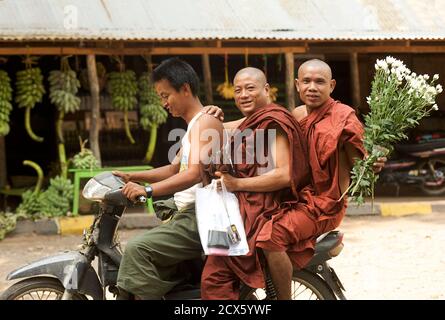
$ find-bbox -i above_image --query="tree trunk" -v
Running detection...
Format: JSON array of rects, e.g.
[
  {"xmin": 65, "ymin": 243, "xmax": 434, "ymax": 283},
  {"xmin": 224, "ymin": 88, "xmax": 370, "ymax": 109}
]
[
  {"xmin": 87, "ymin": 54, "xmax": 102, "ymax": 166},
  {"xmin": 285, "ymin": 52, "xmax": 295, "ymax": 110},
  {"xmin": 202, "ymin": 54, "xmax": 213, "ymax": 105},
  {"xmin": 0, "ymin": 136, "xmax": 7, "ymax": 188},
  {"xmin": 350, "ymin": 52, "xmax": 361, "ymax": 112}
]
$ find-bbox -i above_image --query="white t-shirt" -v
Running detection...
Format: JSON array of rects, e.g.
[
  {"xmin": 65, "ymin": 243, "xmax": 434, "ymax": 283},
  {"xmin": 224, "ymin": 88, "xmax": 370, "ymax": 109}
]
[{"xmin": 173, "ymin": 112, "xmax": 203, "ymax": 211}]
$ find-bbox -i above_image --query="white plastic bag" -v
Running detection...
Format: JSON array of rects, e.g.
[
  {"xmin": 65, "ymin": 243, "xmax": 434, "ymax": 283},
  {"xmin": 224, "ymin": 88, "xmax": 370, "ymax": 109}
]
[{"xmin": 195, "ymin": 179, "xmax": 249, "ymax": 256}]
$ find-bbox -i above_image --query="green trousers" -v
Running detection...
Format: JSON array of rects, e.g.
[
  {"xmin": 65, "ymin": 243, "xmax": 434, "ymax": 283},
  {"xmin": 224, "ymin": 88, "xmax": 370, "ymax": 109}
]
[{"xmin": 117, "ymin": 198, "xmax": 203, "ymax": 299}]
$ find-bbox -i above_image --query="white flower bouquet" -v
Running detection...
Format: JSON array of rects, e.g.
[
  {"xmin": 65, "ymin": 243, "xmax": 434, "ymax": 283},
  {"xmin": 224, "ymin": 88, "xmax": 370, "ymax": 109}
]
[{"xmin": 345, "ymin": 56, "xmax": 443, "ymax": 204}]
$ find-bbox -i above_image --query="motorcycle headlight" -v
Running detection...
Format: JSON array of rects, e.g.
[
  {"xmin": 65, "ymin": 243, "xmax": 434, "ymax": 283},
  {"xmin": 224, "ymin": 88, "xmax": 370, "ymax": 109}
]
[{"xmin": 82, "ymin": 178, "xmax": 112, "ymax": 201}]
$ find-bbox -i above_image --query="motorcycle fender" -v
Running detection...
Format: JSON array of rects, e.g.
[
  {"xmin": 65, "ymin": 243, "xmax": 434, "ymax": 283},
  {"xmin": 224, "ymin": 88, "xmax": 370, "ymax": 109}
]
[{"xmin": 6, "ymin": 251, "xmax": 103, "ymax": 300}]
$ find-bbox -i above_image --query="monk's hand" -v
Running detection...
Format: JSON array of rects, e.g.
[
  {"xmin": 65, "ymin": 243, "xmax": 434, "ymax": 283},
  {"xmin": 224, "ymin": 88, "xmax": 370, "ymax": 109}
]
[
  {"xmin": 372, "ymin": 157, "xmax": 387, "ymax": 174},
  {"xmin": 112, "ymin": 170, "xmax": 132, "ymax": 183},
  {"xmin": 121, "ymin": 182, "xmax": 146, "ymax": 202},
  {"xmin": 215, "ymin": 171, "xmax": 239, "ymax": 192},
  {"xmin": 202, "ymin": 105, "xmax": 224, "ymax": 122}
]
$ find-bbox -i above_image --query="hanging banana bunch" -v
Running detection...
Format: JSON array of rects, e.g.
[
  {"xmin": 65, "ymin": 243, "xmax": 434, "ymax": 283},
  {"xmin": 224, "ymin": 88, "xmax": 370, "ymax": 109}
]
[
  {"xmin": 107, "ymin": 57, "xmax": 138, "ymax": 144},
  {"xmin": 217, "ymin": 54, "xmax": 234, "ymax": 100},
  {"xmin": 15, "ymin": 56, "xmax": 46, "ymax": 142},
  {"xmin": 49, "ymin": 56, "xmax": 81, "ymax": 179},
  {"xmin": 49, "ymin": 57, "xmax": 81, "ymax": 115},
  {"xmin": 71, "ymin": 138, "xmax": 100, "ymax": 170},
  {"xmin": 139, "ymin": 71, "xmax": 168, "ymax": 163},
  {"xmin": 262, "ymin": 54, "xmax": 279, "ymax": 102},
  {"xmin": 0, "ymin": 69, "xmax": 13, "ymax": 136}
]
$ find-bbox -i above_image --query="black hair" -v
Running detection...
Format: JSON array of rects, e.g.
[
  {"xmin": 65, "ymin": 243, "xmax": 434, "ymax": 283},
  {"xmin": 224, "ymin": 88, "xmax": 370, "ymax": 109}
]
[{"xmin": 152, "ymin": 57, "xmax": 200, "ymax": 96}]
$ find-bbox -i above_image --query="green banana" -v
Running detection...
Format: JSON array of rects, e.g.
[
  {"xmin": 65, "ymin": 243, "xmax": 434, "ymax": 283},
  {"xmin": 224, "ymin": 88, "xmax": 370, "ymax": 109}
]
[
  {"xmin": 138, "ymin": 72, "xmax": 167, "ymax": 162},
  {"xmin": 0, "ymin": 70, "xmax": 13, "ymax": 136},
  {"xmin": 107, "ymin": 70, "xmax": 138, "ymax": 144},
  {"xmin": 15, "ymin": 63, "xmax": 46, "ymax": 142},
  {"xmin": 71, "ymin": 139, "xmax": 100, "ymax": 170}
]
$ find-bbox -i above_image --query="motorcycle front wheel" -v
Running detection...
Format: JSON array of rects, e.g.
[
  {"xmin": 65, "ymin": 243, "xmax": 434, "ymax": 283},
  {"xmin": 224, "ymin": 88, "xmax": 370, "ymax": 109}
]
[{"xmin": 0, "ymin": 277, "xmax": 88, "ymax": 300}]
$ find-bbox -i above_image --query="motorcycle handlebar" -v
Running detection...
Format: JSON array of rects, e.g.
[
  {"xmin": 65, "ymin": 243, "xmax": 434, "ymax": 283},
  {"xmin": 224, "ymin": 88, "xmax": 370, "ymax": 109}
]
[{"xmin": 136, "ymin": 195, "xmax": 147, "ymax": 203}]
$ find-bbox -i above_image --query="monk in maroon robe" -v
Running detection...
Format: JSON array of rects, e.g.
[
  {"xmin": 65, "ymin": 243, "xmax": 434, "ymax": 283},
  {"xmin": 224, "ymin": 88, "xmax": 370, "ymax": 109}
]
[
  {"xmin": 202, "ymin": 61, "xmax": 385, "ymax": 300},
  {"xmin": 257, "ymin": 59, "xmax": 379, "ymax": 300}
]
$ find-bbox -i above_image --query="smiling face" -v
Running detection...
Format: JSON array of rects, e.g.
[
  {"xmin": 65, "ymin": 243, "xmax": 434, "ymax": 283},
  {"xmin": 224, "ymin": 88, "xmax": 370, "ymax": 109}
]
[
  {"xmin": 295, "ymin": 60, "xmax": 336, "ymax": 110},
  {"xmin": 155, "ymin": 78, "xmax": 187, "ymax": 118},
  {"xmin": 233, "ymin": 69, "xmax": 270, "ymax": 117}
]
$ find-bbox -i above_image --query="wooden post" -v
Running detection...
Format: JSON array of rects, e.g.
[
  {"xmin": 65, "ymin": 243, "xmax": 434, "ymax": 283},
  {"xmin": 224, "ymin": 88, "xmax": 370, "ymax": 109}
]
[
  {"xmin": 350, "ymin": 52, "xmax": 361, "ymax": 112},
  {"xmin": 202, "ymin": 54, "xmax": 213, "ymax": 105},
  {"xmin": 285, "ymin": 52, "xmax": 295, "ymax": 110},
  {"xmin": 0, "ymin": 136, "xmax": 7, "ymax": 188},
  {"xmin": 87, "ymin": 54, "xmax": 102, "ymax": 166}
]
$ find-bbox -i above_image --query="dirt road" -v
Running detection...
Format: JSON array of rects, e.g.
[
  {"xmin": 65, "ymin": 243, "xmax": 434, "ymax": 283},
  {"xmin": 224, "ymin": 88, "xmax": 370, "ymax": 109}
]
[{"xmin": 1, "ymin": 211, "xmax": 444, "ymax": 300}]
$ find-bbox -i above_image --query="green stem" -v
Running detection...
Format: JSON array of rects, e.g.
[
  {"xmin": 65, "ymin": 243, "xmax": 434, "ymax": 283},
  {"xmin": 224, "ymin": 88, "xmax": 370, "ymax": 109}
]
[
  {"xmin": 144, "ymin": 125, "xmax": 158, "ymax": 163},
  {"xmin": 124, "ymin": 110, "xmax": 135, "ymax": 144},
  {"xmin": 58, "ymin": 143, "xmax": 67, "ymax": 179},
  {"xmin": 25, "ymin": 107, "xmax": 43, "ymax": 142},
  {"xmin": 349, "ymin": 165, "xmax": 367, "ymax": 197},
  {"xmin": 56, "ymin": 111, "xmax": 67, "ymax": 179},
  {"xmin": 23, "ymin": 160, "xmax": 43, "ymax": 193},
  {"xmin": 56, "ymin": 111, "xmax": 64, "ymax": 143}
]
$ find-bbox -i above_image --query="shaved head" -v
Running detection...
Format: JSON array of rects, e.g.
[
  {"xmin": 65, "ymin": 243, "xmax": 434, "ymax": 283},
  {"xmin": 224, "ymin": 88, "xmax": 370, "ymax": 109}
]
[
  {"xmin": 234, "ymin": 67, "xmax": 267, "ymax": 86},
  {"xmin": 298, "ymin": 59, "xmax": 332, "ymax": 80},
  {"xmin": 233, "ymin": 67, "xmax": 270, "ymax": 117},
  {"xmin": 295, "ymin": 59, "xmax": 336, "ymax": 110}
]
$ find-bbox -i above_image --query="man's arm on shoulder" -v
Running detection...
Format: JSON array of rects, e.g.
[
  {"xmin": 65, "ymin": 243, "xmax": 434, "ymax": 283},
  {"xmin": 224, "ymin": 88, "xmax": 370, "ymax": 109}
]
[{"xmin": 150, "ymin": 114, "xmax": 223, "ymax": 197}]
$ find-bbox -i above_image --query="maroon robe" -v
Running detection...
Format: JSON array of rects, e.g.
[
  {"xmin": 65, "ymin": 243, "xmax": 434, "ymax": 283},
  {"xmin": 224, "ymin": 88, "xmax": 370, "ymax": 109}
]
[
  {"xmin": 298, "ymin": 97, "xmax": 366, "ymax": 220},
  {"xmin": 201, "ymin": 103, "xmax": 311, "ymax": 299}
]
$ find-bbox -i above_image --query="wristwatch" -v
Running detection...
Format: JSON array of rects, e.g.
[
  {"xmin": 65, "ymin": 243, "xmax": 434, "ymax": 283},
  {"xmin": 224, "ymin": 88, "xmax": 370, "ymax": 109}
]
[{"xmin": 144, "ymin": 185, "xmax": 153, "ymax": 198}]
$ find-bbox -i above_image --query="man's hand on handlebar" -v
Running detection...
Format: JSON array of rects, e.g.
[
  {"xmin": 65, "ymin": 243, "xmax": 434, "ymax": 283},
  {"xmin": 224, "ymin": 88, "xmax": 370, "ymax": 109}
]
[
  {"xmin": 112, "ymin": 171, "xmax": 132, "ymax": 183},
  {"xmin": 121, "ymin": 182, "xmax": 147, "ymax": 202}
]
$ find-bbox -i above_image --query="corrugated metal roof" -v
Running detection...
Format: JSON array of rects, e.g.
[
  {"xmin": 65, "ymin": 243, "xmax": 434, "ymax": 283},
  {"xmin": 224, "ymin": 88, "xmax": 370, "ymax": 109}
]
[{"xmin": 1, "ymin": 0, "xmax": 445, "ymax": 41}]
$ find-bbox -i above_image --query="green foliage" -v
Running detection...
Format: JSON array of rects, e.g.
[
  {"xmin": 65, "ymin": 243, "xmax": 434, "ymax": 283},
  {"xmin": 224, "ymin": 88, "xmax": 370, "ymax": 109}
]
[
  {"xmin": 0, "ymin": 70, "xmax": 13, "ymax": 136},
  {"xmin": 16, "ymin": 189, "xmax": 41, "ymax": 216},
  {"xmin": 71, "ymin": 139, "xmax": 100, "ymax": 170},
  {"xmin": 16, "ymin": 176, "xmax": 74, "ymax": 219},
  {"xmin": 38, "ymin": 176, "xmax": 74, "ymax": 217},
  {"xmin": 348, "ymin": 57, "xmax": 443, "ymax": 204},
  {"xmin": 0, "ymin": 212, "xmax": 17, "ymax": 240}
]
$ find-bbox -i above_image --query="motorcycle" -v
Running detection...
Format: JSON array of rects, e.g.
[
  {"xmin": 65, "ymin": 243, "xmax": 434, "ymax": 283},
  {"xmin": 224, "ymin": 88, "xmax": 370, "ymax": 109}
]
[
  {"xmin": 0, "ymin": 172, "xmax": 346, "ymax": 300},
  {"xmin": 378, "ymin": 135, "xmax": 445, "ymax": 196}
]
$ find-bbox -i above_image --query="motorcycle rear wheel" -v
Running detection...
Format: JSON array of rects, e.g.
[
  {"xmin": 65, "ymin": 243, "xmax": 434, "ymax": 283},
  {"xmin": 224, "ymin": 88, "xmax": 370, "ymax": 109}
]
[
  {"xmin": 244, "ymin": 270, "xmax": 337, "ymax": 300},
  {"xmin": 291, "ymin": 270, "xmax": 336, "ymax": 300},
  {"xmin": 418, "ymin": 158, "xmax": 445, "ymax": 196},
  {"xmin": 0, "ymin": 277, "xmax": 88, "ymax": 300}
]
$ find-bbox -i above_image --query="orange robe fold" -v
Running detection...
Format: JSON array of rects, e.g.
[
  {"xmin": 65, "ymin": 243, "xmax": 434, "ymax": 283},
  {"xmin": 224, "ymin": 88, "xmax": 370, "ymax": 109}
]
[
  {"xmin": 299, "ymin": 97, "xmax": 365, "ymax": 220},
  {"xmin": 257, "ymin": 98, "xmax": 366, "ymax": 271}
]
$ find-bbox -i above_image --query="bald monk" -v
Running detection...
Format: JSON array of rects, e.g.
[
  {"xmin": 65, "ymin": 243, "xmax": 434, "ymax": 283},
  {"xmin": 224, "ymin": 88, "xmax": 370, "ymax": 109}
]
[
  {"xmin": 200, "ymin": 67, "xmax": 314, "ymax": 299},
  {"xmin": 261, "ymin": 59, "xmax": 368, "ymax": 299},
  {"xmin": 203, "ymin": 60, "xmax": 386, "ymax": 300}
]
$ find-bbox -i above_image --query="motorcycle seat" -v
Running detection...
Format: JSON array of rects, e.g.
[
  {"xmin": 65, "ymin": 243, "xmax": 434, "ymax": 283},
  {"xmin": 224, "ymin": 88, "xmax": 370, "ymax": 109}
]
[
  {"xmin": 396, "ymin": 140, "xmax": 445, "ymax": 154},
  {"xmin": 314, "ymin": 231, "xmax": 343, "ymax": 254}
]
